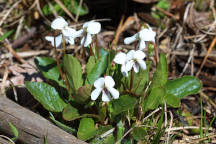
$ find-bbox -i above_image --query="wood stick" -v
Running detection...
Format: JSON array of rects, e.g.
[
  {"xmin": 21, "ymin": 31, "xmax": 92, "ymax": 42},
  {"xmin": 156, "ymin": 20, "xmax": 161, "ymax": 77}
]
[{"xmin": 0, "ymin": 96, "xmax": 86, "ymax": 144}]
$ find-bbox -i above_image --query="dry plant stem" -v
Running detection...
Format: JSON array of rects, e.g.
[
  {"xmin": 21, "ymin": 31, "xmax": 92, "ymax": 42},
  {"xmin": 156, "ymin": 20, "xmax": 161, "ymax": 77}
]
[
  {"xmin": 155, "ymin": 6, "xmax": 179, "ymax": 20},
  {"xmin": 75, "ymin": 0, "xmax": 83, "ymax": 22},
  {"xmin": 153, "ymin": 43, "xmax": 159, "ymax": 65},
  {"xmin": 196, "ymin": 37, "xmax": 216, "ymax": 77},
  {"xmin": 95, "ymin": 35, "xmax": 99, "ymax": 59},
  {"xmin": 53, "ymin": 0, "xmax": 76, "ymax": 22},
  {"xmin": 165, "ymin": 126, "xmax": 213, "ymax": 132},
  {"xmin": 192, "ymin": 134, "xmax": 216, "ymax": 143},
  {"xmin": 53, "ymin": 35, "xmax": 72, "ymax": 99},
  {"xmin": 3, "ymin": 42, "xmax": 25, "ymax": 64},
  {"xmin": 0, "ymin": 0, "xmax": 21, "ymax": 26},
  {"xmin": 199, "ymin": 91, "xmax": 216, "ymax": 110}
]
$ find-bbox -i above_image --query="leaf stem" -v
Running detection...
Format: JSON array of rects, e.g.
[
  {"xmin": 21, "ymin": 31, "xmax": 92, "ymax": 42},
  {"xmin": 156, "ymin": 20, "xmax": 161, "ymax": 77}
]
[{"xmin": 129, "ymin": 70, "xmax": 133, "ymax": 93}]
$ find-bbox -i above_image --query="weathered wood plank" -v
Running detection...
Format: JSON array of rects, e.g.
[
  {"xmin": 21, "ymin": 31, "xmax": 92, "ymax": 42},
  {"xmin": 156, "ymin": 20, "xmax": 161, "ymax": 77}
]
[{"xmin": 0, "ymin": 96, "xmax": 86, "ymax": 144}]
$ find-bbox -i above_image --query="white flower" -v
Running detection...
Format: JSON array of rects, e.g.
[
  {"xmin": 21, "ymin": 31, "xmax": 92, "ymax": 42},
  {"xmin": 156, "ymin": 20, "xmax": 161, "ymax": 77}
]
[
  {"xmin": 74, "ymin": 20, "xmax": 101, "ymax": 47},
  {"xmin": 45, "ymin": 17, "xmax": 76, "ymax": 47},
  {"xmin": 126, "ymin": 50, "xmax": 146, "ymax": 73},
  {"xmin": 91, "ymin": 76, "xmax": 119, "ymax": 102},
  {"xmin": 124, "ymin": 26, "xmax": 156, "ymax": 50},
  {"xmin": 113, "ymin": 52, "xmax": 129, "ymax": 77}
]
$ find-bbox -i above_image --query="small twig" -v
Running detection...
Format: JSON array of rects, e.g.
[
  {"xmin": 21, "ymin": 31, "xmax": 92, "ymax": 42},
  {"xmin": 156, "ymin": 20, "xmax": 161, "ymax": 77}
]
[
  {"xmin": 2, "ymin": 42, "xmax": 26, "ymax": 64},
  {"xmin": 180, "ymin": 47, "xmax": 195, "ymax": 76},
  {"xmin": 165, "ymin": 126, "xmax": 213, "ymax": 132},
  {"xmin": 12, "ymin": 27, "xmax": 36, "ymax": 48},
  {"xmin": 100, "ymin": 128, "xmax": 115, "ymax": 139},
  {"xmin": 199, "ymin": 91, "xmax": 216, "ymax": 110},
  {"xmin": 0, "ymin": 0, "xmax": 21, "ymax": 26},
  {"xmin": 115, "ymin": 127, "xmax": 133, "ymax": 144},
  {"xmin": 142, "ymin": 107, "xmax": 162, "ymax": 123},
  {"xmin": 196, "ymin": 37, "xmax": 216, "ymax": 77},
  {"xmin": 155, "ymin": 6, "xmax": 179, "ymax": 20},
  {"xmin": 75, "ymin": 0, "xmax": 83, "ymax": 22},
  {"xmin": 53, "ymin": 0, "xmax": 76, "ymax": 22}
]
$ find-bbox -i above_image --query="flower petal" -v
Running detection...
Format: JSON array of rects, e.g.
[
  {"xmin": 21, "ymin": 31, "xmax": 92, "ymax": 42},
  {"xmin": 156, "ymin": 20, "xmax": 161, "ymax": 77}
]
[
  {"xmin": 121, "ymin": 64, "xmax": 128, "ymax": 77},
  {"xmin": 62, "ymin": 27, "xmax": 76, "ymax": 37},
  {"xmin": 45, "ymin": 34, "xmax": 62, "ymax": 47},
  {"xmin": 137, "ymin": 59, "xmax": 147, "ymax": 70},
  {"xmin": 105, "ymin": 76, "xmax": 115, "ymax": 88},
  {"xmin": 51, "ymin": 17, "xmax": 68, "ymax": 30},
  {"xmin": 126, "ymin": 50, "xmax": 135, "ymax": 61},
  {"xmin": 124, "ymin": 34, "xmax": 137, "ymax": 44},
  {"xmin": 86, "ymin": 21, "xmax": 101, "ymax": 34},
  {"xmin": 91, "ymin": 88, "xmax": 102, "ymax": 100},
  {"xmin": 102, "ymin": 90, "xmax": 111, "ymax": 102},
  {"xmin": 65, "ymin": 36, "xmax": 75, "ymax": 45},
  {"xmin": 81, "ymin": 33, "xmax": 92, "ymax": 47},
  {"xmin": 113, "ymin": 52, "xmax": 127, "ymax": 64},
  {"xmin": 73, "ymin": 29, "xmax": 84, "ymax": 38},
  {"xmin": 107, "ymin": 87, "xmax": 119, "ymax": 99},
  {"xmin": 133, "ymin": 63, "xmax": 139, "ymax": 73},
  {"xmin": 94, "ymin": 77, "xmax": 105, "ymax": 88},
  {"xmin": 126, "ymin": 60, "xmax": 134, "ymax": 72},
  {"xmin": 139, "ymin": 28, "xmax": 156, "ymax": 42},
  {"xmin": 138, "ymin": 40, "xmax": 146, "ymax": 50},
  {"xmin": 134, "ymin": 50, "xmax": 146, "ymax": 60}
]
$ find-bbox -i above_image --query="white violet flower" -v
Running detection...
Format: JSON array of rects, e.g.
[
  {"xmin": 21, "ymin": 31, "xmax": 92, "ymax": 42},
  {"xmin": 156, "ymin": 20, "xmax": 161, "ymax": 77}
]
[
  {"xmin": 126, "ymin": 50, "xmax": 146, "ymax": 73},
  {"xmin": 124, "ymin": 26, "xmax": 156, "ymax": 50},
  {"xmin": 91, "ymin": 76, "xmax": 119, "ymax": 102},
  {"xmin": 74, "ymin": 20, "xmax": 101, "ymax": 47},
  {"xmin": 45, "ymin": 16, "xmax": 76, "ymax": 47},
  {"xmin": 113, "ymin": 52, "xmax": 129, "ymax": 77}
]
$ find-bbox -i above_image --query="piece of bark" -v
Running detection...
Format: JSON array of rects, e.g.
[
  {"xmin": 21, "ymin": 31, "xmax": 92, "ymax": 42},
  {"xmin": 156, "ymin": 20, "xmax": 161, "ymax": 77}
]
[
  {"xmin": 0, "ymin": 96, "xmax": 86, "ymax": 144},
  {"xmin": 0, "ymin": 137, "xmax": 12, "ymax": 144}
]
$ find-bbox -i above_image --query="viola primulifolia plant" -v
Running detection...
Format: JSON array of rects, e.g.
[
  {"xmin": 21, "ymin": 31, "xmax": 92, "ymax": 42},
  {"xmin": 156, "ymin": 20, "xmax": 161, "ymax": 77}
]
[{"xmin": 25, "ymin": 16, "xmax": 202, "ymax": 143}]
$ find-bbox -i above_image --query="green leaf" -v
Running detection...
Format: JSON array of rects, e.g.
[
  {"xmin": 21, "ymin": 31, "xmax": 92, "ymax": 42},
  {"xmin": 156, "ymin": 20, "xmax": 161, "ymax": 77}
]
[
  {"xmin": 151, "ymin": 53, "xmax": 168, "ymax": 89},
  {"xmin": 62, "ymin": 103, "xmax": 80, "ymax": 121},
  {"xmin": 63, "ymin": 54, "xmax": 83, "ymax": 92},
  {"xmin": 25, "ymin": 82, "xmax": 67, "ymax": 112},
  {"xmin": 86, "ymin": 56, "xmax": 96, "ymax": 74},
  {"xmin": 49, "ymin": 112, "xmax": 76, "ymax": 134},
  {"xmin": 77, "ymin": 118, "xmax": 97, "ymax": 141},
  {"xmin": 69, "ymin": 0, "xmax": 88, "ymax": 16},
  {"xmin": 85, "ymin": 52, "xmax": 108, "ymax": 85},
  {"xmin": 8, "ymin": 122, "xmax": 18, "ymax": 141},
  {"xmin": 157, "ymin": 0, "xmax": 170, "ymax": 10},
  {"xmin": 165, "ymin": 76, "xmax": 202, "ymax": 99},
  {"xmin": 91, "ymin": 134, "xmax": 115, "ymax": 144},
  {"xmin": 108, "ymin": 95, "xmax": 137, "ymax": 117},
  {"xmin": 164, "ymin": 94, "xmax": 180, "ymax": 108},
  {"xmin": 132, "ymin": 127, "xmax": 147, "ymax": 141},
  {"xmin": 35, "ymin": 57, "xmax": 65, "ymax": 88},
  {"xmin": 0, "ymin": 30, "xmax": 14, "ymax": 42},
  {"xmin": 131, "ymin": 61, "xmax": 152, "ymax": 95},
  {"xmin": 74, "ymin": 85, "xmax": 93, "ymax": 104},
  {"xmin": 143, "ymin": 87, "xmax": 165, "ymax": 112},
  {"xmin": 117, "ymin": 121, "xmax": 125, "ymax": 143}
]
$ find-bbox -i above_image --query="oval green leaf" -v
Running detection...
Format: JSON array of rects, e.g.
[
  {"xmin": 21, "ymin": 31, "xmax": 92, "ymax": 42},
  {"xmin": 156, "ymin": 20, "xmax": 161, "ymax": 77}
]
[
  {"xmin": 151, "ymin": 53, "xmax": 168, "ymax": 89},
  {"xmin": 35, "ymin": 57, "xmax": 65, "ymax": 88},
  {"xmin": 165, "ymin": 76, "xmax": 202, "ymax": 99},
  {"xmin": 62, "ymin": 104, "xmax": 80, "ymax": 121},
  {"xmin": 77, "ymin": 118, "xmax": 97, "ymax": 141},
  {"xmin": 25, "ymin": 81, "xmax": 66, "ymax": 112},
  {"xmin": 63, "ymin": 54, "xmax": 83, "ymax": 92}
]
